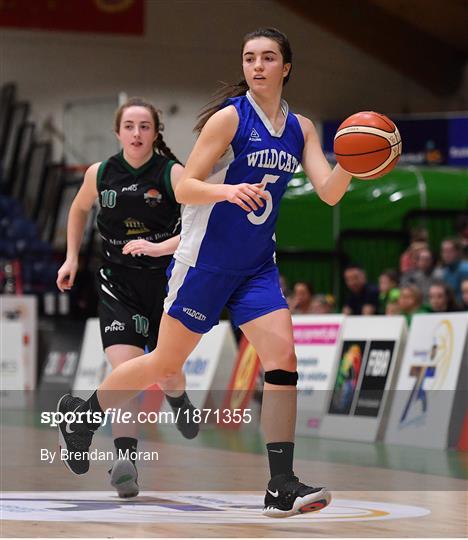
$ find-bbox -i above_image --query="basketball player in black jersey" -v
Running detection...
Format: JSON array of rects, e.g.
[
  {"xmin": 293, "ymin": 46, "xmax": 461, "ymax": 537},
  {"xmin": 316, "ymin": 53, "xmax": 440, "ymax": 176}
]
[{"xmin": 56, "ymin": 97, "xmax": 198, "ymax": 497}]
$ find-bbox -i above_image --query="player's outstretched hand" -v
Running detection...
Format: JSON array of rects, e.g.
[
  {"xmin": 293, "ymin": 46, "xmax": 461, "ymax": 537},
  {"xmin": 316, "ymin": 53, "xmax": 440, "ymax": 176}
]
[
  {"xmin": 56, "ymin": 259, "xmax": 78, "ymax": 292},
  {"xmin": 224, "ymin": 183, "xmax": 267, "ymax": 212}
]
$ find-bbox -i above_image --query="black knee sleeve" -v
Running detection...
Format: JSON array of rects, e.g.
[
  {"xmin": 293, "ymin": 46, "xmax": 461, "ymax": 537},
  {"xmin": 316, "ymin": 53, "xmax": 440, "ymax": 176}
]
[{"xmin": 264, "ymin": 369, "xmax": 298, "ymax": 386}]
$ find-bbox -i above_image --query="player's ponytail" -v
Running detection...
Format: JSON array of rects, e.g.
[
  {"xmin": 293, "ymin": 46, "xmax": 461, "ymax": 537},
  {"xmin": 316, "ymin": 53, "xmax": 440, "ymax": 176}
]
[
  {"xmin": 154, "ymin": 132, "xmax": 178, "ymax": 162},
  {"xmin": 194, "ymin": 27, "xmax": 292, "ymax": 134},
  {"xmin": 194, "ymin": 80, "xmax": 248, "ymax": 134}
]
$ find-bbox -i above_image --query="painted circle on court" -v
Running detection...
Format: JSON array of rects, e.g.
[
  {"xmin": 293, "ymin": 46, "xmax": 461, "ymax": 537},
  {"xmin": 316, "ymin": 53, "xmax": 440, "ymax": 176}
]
[{"xmin": 1, "ymin": 492, "xmax": 430, "ymax": 523}]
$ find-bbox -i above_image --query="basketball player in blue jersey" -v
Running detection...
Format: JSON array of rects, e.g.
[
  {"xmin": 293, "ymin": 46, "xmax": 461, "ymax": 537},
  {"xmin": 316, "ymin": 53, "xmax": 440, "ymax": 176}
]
[
  {"xmin": 56, "ymin": 98, "xmax": 198, "ymax": 497},
  {"xmin": 57, "ymin": 28, "xmax": 353, "ymax": 517}
]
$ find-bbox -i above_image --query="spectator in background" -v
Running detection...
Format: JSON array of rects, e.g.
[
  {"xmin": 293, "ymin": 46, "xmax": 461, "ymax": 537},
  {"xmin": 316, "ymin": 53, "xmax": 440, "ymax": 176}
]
[
  {"xmin": 398, "ymin": 285, "xmax": 430, "ymax": 325},
  {"xmin": 400, "ymin": 247, "xmax": 434, "ymax": 303},
  {"xmin": 455, "ymin": 214, "xmax": 468, "ymax": 259},
  {"xmin": 342, "ymin": 265, "xmax": 379, "ymax": 315},
  {"xmin": 432, "ymin": 238, "xmax": 468, "ymax": 302},
  {"xmin": 378, "ymin": 269, "xmax": 400, "ymax": 314},
  {"xmin": 399, "ymin": 227, "xmax": 429, "ymax": 273},
  {"xmin": 428, "ymin": 280, "xmax": 458, "ymax": 313},
  {"xmin": 289, "ymin": 281, "xmax": 314, "ymax": 314},
  {"xmin": 385, "ymin": 300, "xmax": 401, "ymax": 315},
  {"xmin": 460, "ymin": 278, "xmax": 468, "ymax": 311},
  {"xmin": 310, "ymin": 294, "xmax": 335, "ymax": 314}
]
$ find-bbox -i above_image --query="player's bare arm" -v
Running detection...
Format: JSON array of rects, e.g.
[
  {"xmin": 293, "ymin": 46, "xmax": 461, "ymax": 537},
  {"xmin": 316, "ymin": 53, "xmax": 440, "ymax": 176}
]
[
  {"xmin": 297, "ymin": 114, "xmax": 352, "ymax": 206},
  {"xmin": 56, "ymin": 162, "xmax": 100, "ymax": 291},
  {"xmin": 175, "ymin": 107, "xmax": 266, "ymax": 210}
]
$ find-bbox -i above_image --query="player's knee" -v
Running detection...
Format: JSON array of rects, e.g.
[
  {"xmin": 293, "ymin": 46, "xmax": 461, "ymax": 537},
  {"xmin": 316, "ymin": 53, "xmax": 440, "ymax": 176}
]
[
  {"xmin": 143, "ymin": 351, "xmax": 175, "ymax": 382},
  {"xmin": 265, "ymin": 348, "xmax": 296, "ymax": 372},
  {"xmin": 159, "ymin": 370, "xmax": 182, "ymax": 385}
]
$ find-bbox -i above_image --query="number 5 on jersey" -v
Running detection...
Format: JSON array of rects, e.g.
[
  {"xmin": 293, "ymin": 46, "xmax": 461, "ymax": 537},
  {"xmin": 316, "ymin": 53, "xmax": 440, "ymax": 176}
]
[{"xmin": 247, "ymin": 174, "xmax": 280, "ymax": 225}]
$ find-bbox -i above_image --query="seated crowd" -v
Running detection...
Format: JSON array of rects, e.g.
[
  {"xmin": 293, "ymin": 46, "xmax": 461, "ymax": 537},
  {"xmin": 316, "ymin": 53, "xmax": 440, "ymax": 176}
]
[{"xmin": 284, "ymin": 233, "xmax": 468, "ymax": 324}]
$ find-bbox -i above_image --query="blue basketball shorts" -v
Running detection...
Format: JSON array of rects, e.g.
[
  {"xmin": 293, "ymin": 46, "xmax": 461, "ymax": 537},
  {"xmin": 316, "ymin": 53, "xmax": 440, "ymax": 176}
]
[{"xmin": 164, "ymin": 259, "xmax": 288, "ymax": 334}]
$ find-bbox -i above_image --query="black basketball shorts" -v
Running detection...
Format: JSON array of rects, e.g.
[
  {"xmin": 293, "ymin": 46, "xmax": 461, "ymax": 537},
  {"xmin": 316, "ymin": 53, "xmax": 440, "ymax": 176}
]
[{"xmin": 96, "ymin": 262, "xmax": 168, "ymax": 351}]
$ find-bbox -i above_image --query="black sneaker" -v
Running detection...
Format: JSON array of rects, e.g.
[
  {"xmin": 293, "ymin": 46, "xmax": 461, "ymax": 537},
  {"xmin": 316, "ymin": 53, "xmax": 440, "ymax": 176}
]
[
  {"xmin": 57, "ymin": 394, "xmax": 94, "ymax": 475},
  {"xmin": 167, "ymin": 393, "xmax": 199, "ymax": 440},
  {"xmin": 263, "ymin": 473, "xmax": 331, "ymax": 518},
  {"xmin": 109, "ymin": 459, "xmax": 139, "ymax": 498}
]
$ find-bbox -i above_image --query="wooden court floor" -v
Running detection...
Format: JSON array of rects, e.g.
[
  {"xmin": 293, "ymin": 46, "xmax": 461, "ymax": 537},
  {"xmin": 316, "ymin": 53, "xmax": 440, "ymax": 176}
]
[{"xmin": 1, "ymin": 423, "xmax": 467, "ymax": 538}]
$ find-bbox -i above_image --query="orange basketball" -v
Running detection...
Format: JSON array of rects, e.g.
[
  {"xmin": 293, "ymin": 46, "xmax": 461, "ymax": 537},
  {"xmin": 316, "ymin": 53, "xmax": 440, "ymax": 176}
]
[{"xmin": 333, "ymin": 111, "xmax": 402, "ymax": 179}]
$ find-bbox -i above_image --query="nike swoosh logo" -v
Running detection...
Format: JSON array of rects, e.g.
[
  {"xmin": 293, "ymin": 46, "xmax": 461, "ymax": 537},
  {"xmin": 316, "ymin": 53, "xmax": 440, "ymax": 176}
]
[
  {"xmin": 268, "ymin": 449, "xmax": 283, "ymax": 453},
  {"xmin": 267, "ymin": 489, "xmax": 279, "ymax": 497},
  {"xmin": 65, "ymin": 406, "xmax": 80, "ymax": 434}
]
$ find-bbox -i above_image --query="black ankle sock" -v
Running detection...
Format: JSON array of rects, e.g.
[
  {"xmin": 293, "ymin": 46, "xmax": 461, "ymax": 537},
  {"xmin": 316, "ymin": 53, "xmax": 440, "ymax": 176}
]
[
  {"xmin": 166, "ymin": 391, "xmax": 186, "ymax": 408},
  {"xmin": 75, "ymin": 390, "xmax": 105, "ymax": 432},
  {"xmin": 266, "ymin": 442, "xmax": 295, "ymax": 478},
  {"xmin": 114, "ymin": 437, "xmax": 138, "ymax": 463}
]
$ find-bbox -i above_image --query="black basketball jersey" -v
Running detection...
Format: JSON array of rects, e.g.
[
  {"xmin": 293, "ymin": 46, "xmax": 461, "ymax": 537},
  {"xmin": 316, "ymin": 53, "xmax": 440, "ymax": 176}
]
[{"xmin": 96, "ymin": 151, "xmax": 181, "ymax": 269}]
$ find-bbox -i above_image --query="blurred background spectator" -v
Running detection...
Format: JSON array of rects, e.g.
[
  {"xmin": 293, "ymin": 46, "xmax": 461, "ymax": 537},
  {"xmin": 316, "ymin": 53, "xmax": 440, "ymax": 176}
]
[
  {"xmin": 385, "ymin": 300, "xmax": 401, "ymax": 316},
  {"xmin": 432, "ymin": 238, "xmax": 468, "ymax": 302},
  {"xmin": 310, "ymin": 294, "xmax": 335, "ymax": 314},
  {"xmin": 460, "ymin": 278, "xmax": 468, "ymax": 311},
  {"xmin": 378, "ymin": 269, "xmax": 400, "ymax": 314},
  {"xmin": 289, "ymin": 281, "xmax": 314, "ymax": 314},
  {"xmin": 398, "ymin": 285, "xmax": 430, "ymax": 325},
  {"xmin": 455, "ymin": 214, "xmax": 468, "ymax": 259},
  {"xmin": 428, "ymin": 280, "xmax": 459, "ymax": 313},
  {"xmin": 400, "ymin": 247, "xmax": 435, "ymax": 303},
  {"xmin": 399, "ymin": 228, "xmax": 429, "ymax": 273},
  {"xmin": 342, "ymin": 265, "xmax": 379, "ymax": 315}
]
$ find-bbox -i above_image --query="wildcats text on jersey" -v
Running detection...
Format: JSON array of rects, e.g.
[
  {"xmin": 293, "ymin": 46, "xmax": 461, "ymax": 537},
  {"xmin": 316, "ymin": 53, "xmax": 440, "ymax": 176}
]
[
  {"xmin": 173, "ymin": 92, "xmax": 305, "ymax": 274},
  {"xmin": 246, "ymin": 148, "xmax": 299, "ymax": 172}
]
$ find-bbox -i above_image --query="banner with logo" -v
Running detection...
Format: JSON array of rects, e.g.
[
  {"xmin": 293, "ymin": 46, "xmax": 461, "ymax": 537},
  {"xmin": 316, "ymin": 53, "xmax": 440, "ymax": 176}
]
[
  {"xmin": 0, "ymin": 295, "xmax": 38, "ymax": 389},
  {"xmin": 292, "ymin": 315, "xmax": 345, "ymax": 435},
  {"xmin": 319, "ymin": 316, "xmax": 407, "ymax": 442},
  {"xmin": 73, "ymin": 318, "xmax": 110, "ymax": 397},
  {"xmin": 0, "ymin": 321, "xmax": 24, "ymax": 390},
  {"xmin": 38, "ymin": 320, "xmax": 85, "ymax": 410},
  {"xmin": 0, "ymin": 0, "xmax": 144, "ymax": 35},
  {"xmin": 384, "ymin": 313, "xmax": 468, "ymax": 449},
  {"xmin": 0, "ymin": 320, "xmax": 25, "ymax": 408}
]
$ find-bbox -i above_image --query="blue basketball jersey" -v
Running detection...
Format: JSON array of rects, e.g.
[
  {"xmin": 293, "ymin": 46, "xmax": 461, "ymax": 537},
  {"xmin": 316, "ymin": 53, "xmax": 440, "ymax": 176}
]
[{"xmin": 174, "ymin": 91, "xmax": 305, "ymax": 274}]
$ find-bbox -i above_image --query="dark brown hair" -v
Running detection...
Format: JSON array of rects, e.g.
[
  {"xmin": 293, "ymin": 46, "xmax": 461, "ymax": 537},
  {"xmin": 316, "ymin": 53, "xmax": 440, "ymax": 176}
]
[
  {"xmin": 380, "ymin": 268, "xmax": 399, "ymax": 285},
  {"xmin": 429, "ymin": 279, "xmax": 458, "ymax": 312},
  {"xmin": 114, "ymin": 97, "xmax": 178, "ymax": 161},
  {"xmin": 194, "ymin": 28, "xmax": 293, "ymax": 133}
]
